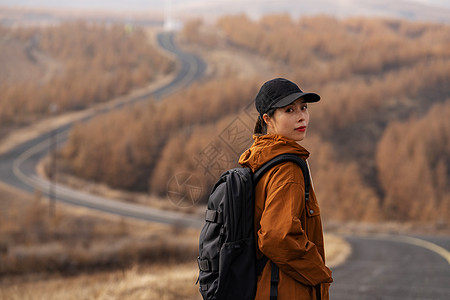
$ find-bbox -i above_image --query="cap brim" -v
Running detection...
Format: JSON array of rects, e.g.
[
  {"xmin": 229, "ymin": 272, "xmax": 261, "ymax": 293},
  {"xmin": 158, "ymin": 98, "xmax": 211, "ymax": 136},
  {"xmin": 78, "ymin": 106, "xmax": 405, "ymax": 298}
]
[{"xmin": 271, "ymin": 92, "xmax": 320, "ymax": 108}]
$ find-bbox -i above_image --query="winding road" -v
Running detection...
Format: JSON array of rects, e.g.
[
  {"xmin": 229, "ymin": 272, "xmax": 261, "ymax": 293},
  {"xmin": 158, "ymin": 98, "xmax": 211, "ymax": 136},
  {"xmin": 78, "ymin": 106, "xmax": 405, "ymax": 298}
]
[
  {"xmin": 0, "ymin": 31, "xmax": 205, "ymax": 228},
  {"xmin": 1, "ymin": 30, "xmax": 449, "ymax": 298},
  {"xmin": 331, "ymin": 234, "xmax": 450, "ymax": 299}
]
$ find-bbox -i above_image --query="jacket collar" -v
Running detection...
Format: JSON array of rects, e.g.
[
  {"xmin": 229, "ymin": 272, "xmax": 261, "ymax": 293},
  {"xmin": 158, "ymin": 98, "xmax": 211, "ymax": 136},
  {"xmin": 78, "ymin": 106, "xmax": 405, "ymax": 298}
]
[{"xmin": 239, "ymin": 134, "xmax": 309, "ymax": 172}]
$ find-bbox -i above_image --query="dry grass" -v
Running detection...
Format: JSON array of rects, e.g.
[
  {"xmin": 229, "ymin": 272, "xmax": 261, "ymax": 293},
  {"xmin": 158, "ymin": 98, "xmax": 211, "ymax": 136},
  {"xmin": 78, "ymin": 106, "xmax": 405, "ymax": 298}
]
[
  {"xmin": 0, "ymin": 183, "xmax": 202, "ymax": 300},
  {"xmin": 0, "ymin": 182, "xmax": 199, "ymax": 276},
  {"xmin": 0, "ymin": 263, "xmax": 202, "ymax": 300},
  {"xmin": 0, "ymin": 247, "xmax": 347, "ymax": 300},
  {"xmin": 324, "ymin": 234, "xmax": 351, "ymax": 268},
  {"xmin": 0, "ymin": 182, "xmax": 349, "ymax": 299},
  {"xmin": 1, "ymin": 246, "xmax": 347, "ymax": 300}
]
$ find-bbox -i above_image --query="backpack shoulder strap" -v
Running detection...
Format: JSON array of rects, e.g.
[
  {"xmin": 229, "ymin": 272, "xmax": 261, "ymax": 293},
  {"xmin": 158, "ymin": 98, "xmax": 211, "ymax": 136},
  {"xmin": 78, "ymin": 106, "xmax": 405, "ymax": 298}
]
[
  {"xmin": 253, "ymin": 153, "xmax": 310, "ymax": 201},
  {"xmin": 253, "ymin": 153, "xmax": 312, "ymax": 300}
]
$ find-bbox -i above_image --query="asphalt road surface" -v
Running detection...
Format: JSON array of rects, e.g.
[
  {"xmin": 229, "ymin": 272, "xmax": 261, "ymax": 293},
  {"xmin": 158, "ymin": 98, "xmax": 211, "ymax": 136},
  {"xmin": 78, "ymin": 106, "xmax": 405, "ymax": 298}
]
[{"xmin": 331, "ymin": 234, "xmax": 450, "ymax": 300}]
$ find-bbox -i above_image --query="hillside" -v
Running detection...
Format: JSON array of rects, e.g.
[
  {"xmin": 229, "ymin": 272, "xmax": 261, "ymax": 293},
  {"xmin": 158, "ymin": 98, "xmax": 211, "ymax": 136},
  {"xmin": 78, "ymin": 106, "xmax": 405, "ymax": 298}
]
[
  {"xmin": 0, "ymin": 22, "xmax": 174, "ymax": 139},
  {"xmin": 58, "ymin": 15, "xmax": 450, "ymax": 223}
]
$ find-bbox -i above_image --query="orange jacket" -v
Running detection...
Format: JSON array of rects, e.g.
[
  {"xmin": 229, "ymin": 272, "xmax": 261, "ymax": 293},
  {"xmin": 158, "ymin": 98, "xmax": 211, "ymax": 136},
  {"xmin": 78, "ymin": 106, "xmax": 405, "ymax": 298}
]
[{"xmin": 239, "ymin": 134, "xmax": 332, "ymax": 300}]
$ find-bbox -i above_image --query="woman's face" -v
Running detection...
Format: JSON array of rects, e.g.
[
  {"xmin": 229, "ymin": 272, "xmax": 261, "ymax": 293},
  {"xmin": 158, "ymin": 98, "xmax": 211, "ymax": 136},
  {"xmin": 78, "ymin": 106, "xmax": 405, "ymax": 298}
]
[{"xmin": 263, "ymin": 98, "xmax": 310, "ymax": 142}]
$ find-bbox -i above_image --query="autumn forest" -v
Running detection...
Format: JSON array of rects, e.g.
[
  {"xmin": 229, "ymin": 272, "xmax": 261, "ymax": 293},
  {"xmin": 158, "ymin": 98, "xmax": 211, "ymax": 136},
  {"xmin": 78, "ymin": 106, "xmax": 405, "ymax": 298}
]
[
  {"xmin": 0, "ymin": 22, "xmax": 173, "ymax": 136},
  {"xmin": 2, "ymin": 15, "xmax": 450, "ymax": 224}
]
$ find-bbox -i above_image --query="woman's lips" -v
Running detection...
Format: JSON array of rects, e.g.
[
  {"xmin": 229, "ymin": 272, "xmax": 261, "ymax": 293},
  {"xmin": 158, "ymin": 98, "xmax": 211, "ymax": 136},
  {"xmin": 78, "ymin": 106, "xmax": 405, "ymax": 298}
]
[{"xmin": 295, "ymin": 126, "xmax": 306, "ymax": 132}]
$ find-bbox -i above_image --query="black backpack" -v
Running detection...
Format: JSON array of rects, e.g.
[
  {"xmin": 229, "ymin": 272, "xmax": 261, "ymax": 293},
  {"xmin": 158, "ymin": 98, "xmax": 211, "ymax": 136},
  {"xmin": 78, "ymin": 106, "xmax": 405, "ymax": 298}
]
[{"xmin": 197, "ymin": 153, "xmax": 310, "ymax": 300}]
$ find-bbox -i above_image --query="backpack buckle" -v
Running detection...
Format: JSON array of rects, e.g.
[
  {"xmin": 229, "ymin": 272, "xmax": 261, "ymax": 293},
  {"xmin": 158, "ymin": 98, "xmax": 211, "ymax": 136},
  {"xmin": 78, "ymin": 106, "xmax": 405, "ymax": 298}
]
[
  {"xmin": 198, "ymin": 257, "xmax": 211, "ymax": 272},
  {"xmin": 205, "ymin": 209, "xmax": 223, "ymax": 223}
]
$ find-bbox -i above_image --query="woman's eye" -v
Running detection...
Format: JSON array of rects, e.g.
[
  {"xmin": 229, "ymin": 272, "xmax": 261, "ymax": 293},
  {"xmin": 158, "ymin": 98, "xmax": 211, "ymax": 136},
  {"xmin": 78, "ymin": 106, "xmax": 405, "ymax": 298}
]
[
  {"xmin": 286, "ymin": 108, "xmax": 294, "ymax": 112},
  {"xmin": 301, "ymin": 105, "xmax": 308, "ymax": 110}
]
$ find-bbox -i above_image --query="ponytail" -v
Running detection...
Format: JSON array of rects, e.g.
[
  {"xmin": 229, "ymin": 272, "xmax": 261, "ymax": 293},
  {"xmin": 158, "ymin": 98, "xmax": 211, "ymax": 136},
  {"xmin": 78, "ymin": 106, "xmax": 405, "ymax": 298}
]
[
  {"xmin": 253, "ymin": 108, "xmax": 276, "ymax": 135},
  {"xmin": 254, "ymin": 115, "xmax": 265, "ymax": 134}
]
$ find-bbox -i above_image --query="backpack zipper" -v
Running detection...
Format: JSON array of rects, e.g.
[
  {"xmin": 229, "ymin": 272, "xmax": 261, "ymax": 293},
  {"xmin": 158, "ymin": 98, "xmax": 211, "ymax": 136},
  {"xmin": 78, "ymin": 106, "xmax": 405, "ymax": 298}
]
[
  {"xmin": 227, "ymin": 171, "xmax": 235, "ymax": 241},
  {"xmin": 235, "ymin": 169, "xmax": 248, "ymax": 241}
]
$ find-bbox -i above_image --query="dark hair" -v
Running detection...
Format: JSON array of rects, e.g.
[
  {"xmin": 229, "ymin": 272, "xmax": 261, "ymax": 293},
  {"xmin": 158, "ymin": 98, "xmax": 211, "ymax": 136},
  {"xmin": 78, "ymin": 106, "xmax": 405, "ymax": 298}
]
[{"xmin": 254, "ymin": 108, "xmax": 276, "ymax": 134}]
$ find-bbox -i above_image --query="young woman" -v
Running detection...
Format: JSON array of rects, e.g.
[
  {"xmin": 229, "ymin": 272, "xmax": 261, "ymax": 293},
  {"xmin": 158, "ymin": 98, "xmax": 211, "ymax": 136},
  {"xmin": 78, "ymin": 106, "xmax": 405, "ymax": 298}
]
[{"xmin": 239, "ymin": 78, "xmax": 333, "ymax": 300}]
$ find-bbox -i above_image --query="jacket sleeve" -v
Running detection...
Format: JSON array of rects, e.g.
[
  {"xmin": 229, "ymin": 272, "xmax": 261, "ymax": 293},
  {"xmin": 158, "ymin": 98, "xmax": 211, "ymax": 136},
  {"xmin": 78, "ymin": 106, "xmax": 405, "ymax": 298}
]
[{"xmin": 257, "ymin": 164, "xmax": 333, "ymax": 286}]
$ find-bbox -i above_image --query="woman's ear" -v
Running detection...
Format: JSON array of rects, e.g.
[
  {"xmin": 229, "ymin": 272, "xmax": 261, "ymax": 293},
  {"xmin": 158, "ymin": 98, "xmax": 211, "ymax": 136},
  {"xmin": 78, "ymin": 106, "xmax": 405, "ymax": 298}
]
[
  {"xmin": 263, "ymin": 113, "xmax": 272, "ymax": 128},
  {"xmin": 263, "ymin": 114, "xmax": 270, "ymax": 125}
]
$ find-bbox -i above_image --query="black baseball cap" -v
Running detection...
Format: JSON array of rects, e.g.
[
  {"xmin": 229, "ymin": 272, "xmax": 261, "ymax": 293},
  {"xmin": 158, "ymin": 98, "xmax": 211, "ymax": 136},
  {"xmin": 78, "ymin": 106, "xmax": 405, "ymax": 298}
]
[{"xmin": 255, "ymin": 78, "xmax": 320, "ymax": 117}]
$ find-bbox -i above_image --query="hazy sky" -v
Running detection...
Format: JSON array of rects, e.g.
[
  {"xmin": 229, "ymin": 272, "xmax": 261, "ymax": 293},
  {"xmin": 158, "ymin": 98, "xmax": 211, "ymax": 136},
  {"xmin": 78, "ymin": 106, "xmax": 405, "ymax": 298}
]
[
  {"xmin": 2, "ymin": 0, "xmax": 450, "ymax": 11},
  {"xmin": 1, "ymin": 0, "xmax": 449, "ymax": 22}
]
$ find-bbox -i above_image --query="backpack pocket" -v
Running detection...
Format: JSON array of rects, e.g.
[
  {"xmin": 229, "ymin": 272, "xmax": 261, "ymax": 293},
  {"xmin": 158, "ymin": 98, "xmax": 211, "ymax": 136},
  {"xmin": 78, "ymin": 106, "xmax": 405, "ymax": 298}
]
[{"xmin": 215, "ymin": 238, "xmax": 256, "ymax": 300}]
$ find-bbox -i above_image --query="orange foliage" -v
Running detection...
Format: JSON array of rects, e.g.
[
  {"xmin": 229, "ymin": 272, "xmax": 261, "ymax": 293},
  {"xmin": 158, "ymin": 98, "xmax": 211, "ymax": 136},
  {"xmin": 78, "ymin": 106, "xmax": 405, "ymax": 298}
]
[
  {"xmin": 376, "ymin": 100, "xmax": 450, "ymax": 222},
  {"xmin": 59, "ymin": 16, "xmax": 450, "ymax": 223},
  {"xmin": 303, "ymin": 136, "xmax": 381, "ymax": 222},
  {"xmin": 60, "ymin": 79, "xmax": 259, "ymax": 195},
  {"xmin": 0, "ymin": 22, "xmax": 173, "ymax": 136}
]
